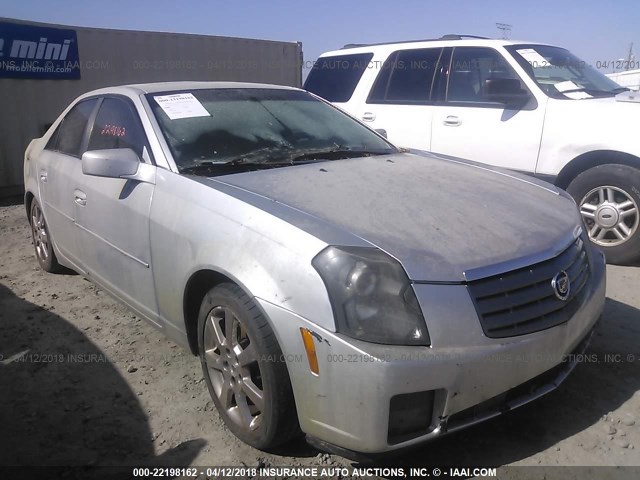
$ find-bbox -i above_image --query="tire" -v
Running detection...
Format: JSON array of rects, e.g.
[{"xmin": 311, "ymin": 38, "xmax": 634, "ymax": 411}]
[
  {"xmin": 197, "ymin": 283, "xmax": 299, "ymax": 450},
  {"xmin": 29, "ymin": 199, "xmax": 62, "ymax": 273},
  {"xmin": 567, "ymin": 164, "xmax": 640, "ymax": 264}
]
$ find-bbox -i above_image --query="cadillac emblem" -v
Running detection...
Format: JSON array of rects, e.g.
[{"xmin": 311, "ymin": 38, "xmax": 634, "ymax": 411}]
[{"xmin": 551, "ymin": 271, "xmax": 571, "ymax": 301}]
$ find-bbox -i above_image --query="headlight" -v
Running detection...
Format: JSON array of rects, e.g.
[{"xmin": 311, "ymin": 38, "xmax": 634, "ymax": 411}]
[{"xmin": 312, "ymin": 246, "xmax": 430, "ymax": 346}]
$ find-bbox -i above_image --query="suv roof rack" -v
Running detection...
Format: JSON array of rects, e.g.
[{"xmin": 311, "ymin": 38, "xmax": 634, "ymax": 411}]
[
  {"xmin": 341, "ymin": 34, "xmax": 491, "ymax": 50},
  {"xmin": 440, "ymin": 34, "xmax": 490, "ymax": 40}
]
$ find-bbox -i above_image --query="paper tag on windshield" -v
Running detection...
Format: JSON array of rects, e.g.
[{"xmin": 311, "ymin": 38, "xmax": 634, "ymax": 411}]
[
  {"xmin": 516, "ymin": 48, "xmax": 550, "ymax": 68},
  {"xmin": 153, "ymin": 93, "xmax": 210, "ymax": 120},
  {"xmin": 554, "ymin": 80, "xmax": 592, "ymax": 99}
]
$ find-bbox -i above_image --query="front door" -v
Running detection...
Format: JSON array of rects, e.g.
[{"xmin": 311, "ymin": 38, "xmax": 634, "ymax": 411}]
[
  {"xmin": 430, "ymin": 46, "xmax": 546, "ymax": 172},
  {"xmin": 73, "ymin": 97, "xmax": 159, "ymax": 323}
]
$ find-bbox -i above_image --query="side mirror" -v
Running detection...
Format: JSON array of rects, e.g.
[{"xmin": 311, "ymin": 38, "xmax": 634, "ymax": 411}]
[
  {"xmin": 81, "ymin": 148, "xmax": 154, "ymax": 184},
  {"xmin": 485, "ymin": 78, "xmax": 530, "ymax": 106},
  {"xmin": 374, "ymin": 128, "xmax": 388, "ymax": 138}
]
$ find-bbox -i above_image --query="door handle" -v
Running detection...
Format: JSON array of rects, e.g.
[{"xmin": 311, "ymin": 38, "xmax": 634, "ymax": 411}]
[
  {"xmin": 39, "ymin": 171, "xmax": 48, "ymax": 183},
  {"xmin": 443, "ymin": 115, "xmax": 462, "ymax": 126},
  {"xmin": 362, "ymin": 112, "xmax": 376, "ymax": 122},
  {"xmin": 74, "ymin": 190, "xmax": 87, "ymax": 207}
]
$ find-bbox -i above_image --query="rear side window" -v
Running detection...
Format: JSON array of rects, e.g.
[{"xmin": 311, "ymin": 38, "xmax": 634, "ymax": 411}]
[
  {"xmin": 368, "ymin": 48, "xmax": 443, "ymax": 103},
  {"xmin": 52, "ymin": 99, "xmax": 98, "ymax": 156},
  {"xmin": 88, "ymin": 98, "xmax": 147, "ymax": 157},
  {"xmin": 304, "ymin": 53, "xmax": 373, "ymax": 102},
  {"xmin": 447, "ymin": 47, "xmax": 522, "ymax": 103}
]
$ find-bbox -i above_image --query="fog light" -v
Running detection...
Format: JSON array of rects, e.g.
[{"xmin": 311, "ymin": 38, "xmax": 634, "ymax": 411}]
[{"xmin": 388, "ymin": 391, "xmax": 435, "ymax": 444}]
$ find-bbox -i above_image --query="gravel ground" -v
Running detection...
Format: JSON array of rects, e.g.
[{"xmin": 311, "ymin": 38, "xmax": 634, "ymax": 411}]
[{"xmin": 1, "ymin": 198, "xmax": 639, "ymax": 478}]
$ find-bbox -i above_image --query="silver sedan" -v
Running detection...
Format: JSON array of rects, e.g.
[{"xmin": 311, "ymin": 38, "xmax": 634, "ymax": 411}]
[{"xmin": 23, "ymin": 81, "xmax": 605, "ymax": 455}]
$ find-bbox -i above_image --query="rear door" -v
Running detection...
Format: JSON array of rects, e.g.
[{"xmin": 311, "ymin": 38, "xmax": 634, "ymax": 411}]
[
  {"xmin": 358, "ymin": 47, "xmax": 445, "ymax": 150},
  {"xmin": 38, "ymin": 99, "xmax": 99, "ymax": 267},
  {"xmin": 430, "ymin": 46, "xmax": 545, "ymax": 171},
  {"xmin": 73, "ymin": 96, "xmax": 159, "ymax": 323}
]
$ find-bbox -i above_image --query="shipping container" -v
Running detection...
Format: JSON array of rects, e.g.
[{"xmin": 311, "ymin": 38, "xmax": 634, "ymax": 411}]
[{"xmin": 0, "ymin": 17, "xmax": 303, "ymax": 196}]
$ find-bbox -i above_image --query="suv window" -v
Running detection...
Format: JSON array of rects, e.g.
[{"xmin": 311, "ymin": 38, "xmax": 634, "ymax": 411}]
[
  {"xmin": 88, "ymin": 98, "xmax": 147, "ymax": 157},
  {"xmin": 447, "ymin": 47, "xmax": 523, "ymax": 103},
  {"xmin": 369, "ymin": 48, "xmax": 443, "ymax": 103},
  {"xmin": 304, "ymin": 53, "xmax": 373, "ymax": 102},
  {"xmin": 51, "ymin": 99, "xmax": 98, "ymax": 156},
  {"xmin": 505, "ymin": 44, "xmax": 622, "ymax": 99}
]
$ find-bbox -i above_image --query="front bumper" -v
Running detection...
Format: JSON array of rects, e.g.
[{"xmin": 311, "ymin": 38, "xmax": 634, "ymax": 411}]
[{"xmin": 257, "ymin": 249, "xmax": 606, "ymax": 454}]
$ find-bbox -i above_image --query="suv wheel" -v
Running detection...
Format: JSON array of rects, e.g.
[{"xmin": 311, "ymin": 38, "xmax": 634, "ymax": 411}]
[
  {"xmin": 197, "ymin": 283, "xmax": 299, "ymax": 450},
  {"xmin": 567, "ymin": 164, "xmax": 640, "ymax": 264}
]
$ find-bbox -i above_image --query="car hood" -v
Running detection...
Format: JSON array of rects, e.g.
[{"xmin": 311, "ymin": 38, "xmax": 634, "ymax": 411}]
[
  {"xmin": 205, "ymin": 152, "xmax": 580, "ymax": 282},
  {"xmin": 615, "ymin": 90, "xmax": 640, "ymax": 104}
]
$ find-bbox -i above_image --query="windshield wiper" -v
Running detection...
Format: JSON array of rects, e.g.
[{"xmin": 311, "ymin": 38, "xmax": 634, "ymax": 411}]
[
  {"xmin": 221, "ymin": 145, "xmax": 392, "ymax": 166},
  {"xmin": 284, "ymin": 146, "xmax": 393, "ymax": 163},
  {"xmin": 179, "ymin": 161, "xmax": 218, "ymax": 173},
  {"xmin": 179, "ymin": 145, "xmax": 295, "ymax": 172},
  {"xmin": 612, "ymin": 87, "xmax": 631, "ymax": 93},
  {"xmin": 179, "ymin": 145, "xmax": 393, "ymax": 173},
  {"xmin": 558, "ymin": 87, "xmax": 619, "ymax": 97},
  {"xmin": 225, "ymin": 145, "xmax": 296, "ymax": 166}
]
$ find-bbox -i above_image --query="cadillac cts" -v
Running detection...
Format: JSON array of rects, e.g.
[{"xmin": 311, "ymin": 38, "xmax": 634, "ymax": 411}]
[{"xmin": 24, "ymin": 82, "xmax": 605, "ymax": 455}]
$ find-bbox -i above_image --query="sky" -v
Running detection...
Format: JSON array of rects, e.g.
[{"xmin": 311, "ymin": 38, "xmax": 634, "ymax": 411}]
[{"xmin": 1, "ymin": 0, "xmax": 639, "ymax": 74}]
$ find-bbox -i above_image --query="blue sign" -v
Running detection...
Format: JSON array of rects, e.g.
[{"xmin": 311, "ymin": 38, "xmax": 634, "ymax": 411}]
[{"xmin": 0, "ymin": 21, "xmax": 81, "ymax": 79}]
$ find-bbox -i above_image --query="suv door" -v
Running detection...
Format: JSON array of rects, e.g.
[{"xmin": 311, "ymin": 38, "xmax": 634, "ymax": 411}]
[
  {"xmin": 430, "ymin": 46, "xmax": 545, "ymax": 171},
  {"xmin": 38, "ymin": 98, "xmax": 99, "ymax": 268},
  {"xmin": 74, "ymin": 96, "xmax": 159, "ymax": 324},
  {"xmin": 362, "ymin": 48, "xmax": 444, "ymax": 150}
]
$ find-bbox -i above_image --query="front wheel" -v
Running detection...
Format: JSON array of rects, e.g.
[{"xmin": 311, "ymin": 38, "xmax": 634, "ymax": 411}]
[
  {"xmin": 30, "ymin": 199, "xmax": 61, "ymax": 273},
  {"xmin": 567, "ymin": 164, "xmax": 640, "ymax": 264},
  {"xmin": 197, "ymin": 283, "xmax": 299, "ymax": 450}
]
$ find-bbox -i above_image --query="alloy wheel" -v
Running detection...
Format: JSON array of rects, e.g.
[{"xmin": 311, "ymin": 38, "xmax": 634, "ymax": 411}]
[
  {"xmin": 31, "ymin": 203, "xmax": 50, "ymax": 263},
  {"xmin": 579, "ymin": 185, "xmax": 639, "ymax": 247},
  {"xmin": 203, "ymin": 305, "xmax": 265, "ymax": 433}
]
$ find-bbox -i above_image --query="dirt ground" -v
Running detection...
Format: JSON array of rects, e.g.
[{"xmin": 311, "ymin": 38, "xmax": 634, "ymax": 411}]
[{"xmin": 1, "ymin": 197, "xmax": 639, "ymax": 478}]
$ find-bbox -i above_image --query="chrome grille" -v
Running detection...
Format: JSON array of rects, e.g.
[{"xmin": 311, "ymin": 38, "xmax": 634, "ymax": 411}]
[{"xmin": 468, "ymin": 236, "xmax": 591, "ymax": 338}]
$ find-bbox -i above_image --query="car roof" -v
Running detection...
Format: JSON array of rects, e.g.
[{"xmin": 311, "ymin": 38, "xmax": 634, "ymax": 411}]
[
  {"xmin": 82, "ymin": 81, "xmax": 301, "ymax": 97},
  {"xmin": 320, "ymin": 37, "xmax": 557, "ymax": 57}
]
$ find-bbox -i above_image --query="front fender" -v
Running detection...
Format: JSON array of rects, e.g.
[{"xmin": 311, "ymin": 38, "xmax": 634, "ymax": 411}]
[
  {"xmin": 537, "ymin": 98, "xmax": 640, "ymax": 176},
  {"xmin": 149, "ymin": 170, "xmax": 336, "ymax": 340}
]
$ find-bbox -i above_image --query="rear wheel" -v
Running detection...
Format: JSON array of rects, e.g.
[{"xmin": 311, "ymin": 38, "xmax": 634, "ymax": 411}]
[
  {"xmin": 567, "ymin": 164, "xmax": 640, "ymax": 264},
  {"xmin": 30, "ymin": 199, "xmax": 61, "ymax": 273},
  {"xmin": 197, "ymin": 283, "xmax": 299, "ymax": 450}
]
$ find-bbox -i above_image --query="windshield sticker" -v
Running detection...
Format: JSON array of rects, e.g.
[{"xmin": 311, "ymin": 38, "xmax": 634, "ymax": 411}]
[
  {"xmin": 554, "ymin": 80, "xmax": 592, "ymax": 99},
  {"xmin": 516, "ymin": 48, "xmax": 550, "ymax": 68},
  {"xmin": 153, "ymin": 93, "xmax": 210, "ymax": 120}
]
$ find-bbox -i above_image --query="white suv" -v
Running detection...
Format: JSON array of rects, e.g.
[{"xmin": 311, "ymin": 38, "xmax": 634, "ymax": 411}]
[{"xmin": 305, "ymin": 35, "xmax": 640, "ymax": 264}]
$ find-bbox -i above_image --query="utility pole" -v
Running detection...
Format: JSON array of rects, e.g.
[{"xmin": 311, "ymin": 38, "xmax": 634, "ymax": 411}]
[
  {"xmin": 496, "ymin": 23, "xmax": 512, "ymax": 39},
  {"xmin": 626, "ymin": 42, "xmax": 634, "ymax": 71}
]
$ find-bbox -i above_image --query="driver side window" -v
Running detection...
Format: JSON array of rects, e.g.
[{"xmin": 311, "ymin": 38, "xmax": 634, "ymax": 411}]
[
  {"xmin": 88, "ymin": 98, "xmax": 147, "ymax": 158},
  {"xmin": 447, "ymin": 47, "xmax": 523, "ymax": 103}
]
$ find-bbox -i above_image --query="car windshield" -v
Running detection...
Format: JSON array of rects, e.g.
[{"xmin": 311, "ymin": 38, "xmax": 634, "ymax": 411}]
[
  {"xmin": 146, "ymin": 88, "xmax": 396, "ymax": 173},
  {"xmin": 505, "ymin": 45, "xmax": 626, "ymax": 99}
]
